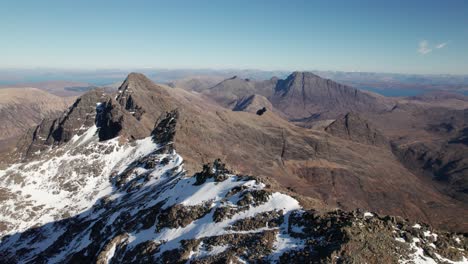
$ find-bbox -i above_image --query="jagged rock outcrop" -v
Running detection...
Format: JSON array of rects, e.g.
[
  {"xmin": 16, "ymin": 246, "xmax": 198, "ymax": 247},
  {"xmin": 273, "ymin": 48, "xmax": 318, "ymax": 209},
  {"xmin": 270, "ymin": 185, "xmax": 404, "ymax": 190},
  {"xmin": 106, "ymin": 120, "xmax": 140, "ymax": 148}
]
[
  {"xmin": 325, "ymin": 112, "xmax": 388, "ymax": 147},
  {"xmin": 15, "ymin": 89, "xmax": 108, "ymax": 159},
  {"xmin": 282, "ymin": 210, "xmax": 468, "ymax": 263}
]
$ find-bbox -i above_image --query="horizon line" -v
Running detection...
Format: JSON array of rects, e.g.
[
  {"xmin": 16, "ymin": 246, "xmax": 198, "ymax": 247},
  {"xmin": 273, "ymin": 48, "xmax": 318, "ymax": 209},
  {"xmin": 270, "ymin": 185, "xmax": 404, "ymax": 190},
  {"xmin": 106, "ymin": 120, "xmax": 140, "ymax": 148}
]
[{"xmin": 0, "ymin": 66, "xmax": 467, "ymax": 77}]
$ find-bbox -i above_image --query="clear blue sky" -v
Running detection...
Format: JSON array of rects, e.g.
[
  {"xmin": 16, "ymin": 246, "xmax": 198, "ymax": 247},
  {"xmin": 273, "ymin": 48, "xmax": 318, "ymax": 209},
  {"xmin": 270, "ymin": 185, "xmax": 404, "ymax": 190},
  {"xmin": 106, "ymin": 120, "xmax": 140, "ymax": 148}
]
[{"xmin": 1, "ymin": 0, "xmax": 467, "ymax": 74}]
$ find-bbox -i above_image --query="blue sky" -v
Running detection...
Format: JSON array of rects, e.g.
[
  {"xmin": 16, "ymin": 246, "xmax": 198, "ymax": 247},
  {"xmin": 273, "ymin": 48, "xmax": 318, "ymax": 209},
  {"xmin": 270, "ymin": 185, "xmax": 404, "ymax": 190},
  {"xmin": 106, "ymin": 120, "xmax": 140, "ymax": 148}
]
[{"xmin": 1, "ymin": 0, "xmax": 467, "ymax": 74}]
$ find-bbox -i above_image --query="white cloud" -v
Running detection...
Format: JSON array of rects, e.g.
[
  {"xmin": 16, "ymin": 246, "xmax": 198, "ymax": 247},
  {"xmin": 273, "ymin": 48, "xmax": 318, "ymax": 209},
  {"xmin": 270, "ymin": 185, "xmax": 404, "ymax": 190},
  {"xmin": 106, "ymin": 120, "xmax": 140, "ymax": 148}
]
[
  {"xmin": 435, "ymin": 42, "xmax": 448, "ymax": 49},
  {"xmin": 417, "ymin": 40, "xmax": 449, "ymax": 55},
  {"xmin": 418, "ymin": 40, "xmax": 432, "ymax": 55}
]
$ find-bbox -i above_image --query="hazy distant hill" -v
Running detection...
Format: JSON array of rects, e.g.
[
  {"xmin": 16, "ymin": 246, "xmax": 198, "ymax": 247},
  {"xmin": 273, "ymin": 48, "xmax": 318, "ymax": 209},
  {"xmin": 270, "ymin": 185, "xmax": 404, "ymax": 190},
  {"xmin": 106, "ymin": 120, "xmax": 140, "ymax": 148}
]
[
  {"xmin": 168, "ymin": 75, "xmax": 226, "ymax": 92},
  {"xmin": 0, "ymin": 80, "xmax": 96, "ymax": 97}
]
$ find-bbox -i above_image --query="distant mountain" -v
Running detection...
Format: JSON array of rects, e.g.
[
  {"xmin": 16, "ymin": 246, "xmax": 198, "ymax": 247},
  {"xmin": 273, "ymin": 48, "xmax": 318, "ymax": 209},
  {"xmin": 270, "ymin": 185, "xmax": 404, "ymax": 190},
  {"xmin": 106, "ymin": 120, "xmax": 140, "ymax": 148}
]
[
  {"xmin": 271, "ymin": 72, "xmax": 391, "ymax": 120},
  {"xmin": 201, "ymin": 76, "xmax": 277, "ymax": 107},
  {"xmin": 0, "ymin": 88, "xmax": 73, "ymax": 153},
  {"xmin": 168, "ymin": 75, "xmax": 226, "ymax": 92},
  {"xmin": 190, "ymin": 72, "xmax": 392, "ymax": 121}
]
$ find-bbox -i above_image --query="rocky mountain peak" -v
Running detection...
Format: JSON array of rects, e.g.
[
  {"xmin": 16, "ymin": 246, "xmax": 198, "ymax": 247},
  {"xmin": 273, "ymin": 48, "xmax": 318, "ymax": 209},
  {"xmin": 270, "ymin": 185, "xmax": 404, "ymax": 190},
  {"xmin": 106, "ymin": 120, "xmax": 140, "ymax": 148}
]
[
  {"xmin": 120, "ymin": 72, "xmax": 156, "ymax": 91},
  {"xmin": 325, "ymin": 112, "xmax": 388, "ymax": 146},
  {"xmin": 275, "ymin": 71, "xmax": 337, "ymax": 97},
  {"xmin": 117, "ymin": 72, "xmax": 173, "ymax": 116},
  {"xmin": 14, "ymin": 73, "xmax": 181, "ymax": 161},
  {"xmin": 290, "ymin": 71, "xmax": 321, "ymax": 79}
]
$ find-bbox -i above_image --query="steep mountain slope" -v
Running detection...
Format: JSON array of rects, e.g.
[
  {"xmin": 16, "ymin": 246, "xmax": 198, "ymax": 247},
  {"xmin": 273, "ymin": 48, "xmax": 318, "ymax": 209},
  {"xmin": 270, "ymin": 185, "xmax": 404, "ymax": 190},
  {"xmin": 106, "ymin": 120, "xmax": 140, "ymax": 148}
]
[
  {"xmin": 11, "ymin": 73, "xmax": 468, "ymax": 233},
  {"xmin": 0, "ymin": 107, "xmax": 466, "ymax": 263},
  {"xmin": 0, "ymin": 88, "xmax": 73, "ymax": 153}
]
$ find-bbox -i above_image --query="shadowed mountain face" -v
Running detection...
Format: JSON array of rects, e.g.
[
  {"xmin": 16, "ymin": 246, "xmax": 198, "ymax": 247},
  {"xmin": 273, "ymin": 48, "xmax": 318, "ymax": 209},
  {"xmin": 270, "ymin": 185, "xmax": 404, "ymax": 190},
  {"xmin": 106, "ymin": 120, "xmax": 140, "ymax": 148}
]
[{"xmin": 10, "ymin": 72, "xmax": 468, "ymax": 234}]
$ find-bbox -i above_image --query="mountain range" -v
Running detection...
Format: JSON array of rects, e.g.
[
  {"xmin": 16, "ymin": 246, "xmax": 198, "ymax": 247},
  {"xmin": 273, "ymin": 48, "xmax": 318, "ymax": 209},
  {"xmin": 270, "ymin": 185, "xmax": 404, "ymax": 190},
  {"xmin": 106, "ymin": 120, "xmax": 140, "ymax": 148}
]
[{"xmin": 0, "ymin": 72, "xmax": 466, "ymax": 263}]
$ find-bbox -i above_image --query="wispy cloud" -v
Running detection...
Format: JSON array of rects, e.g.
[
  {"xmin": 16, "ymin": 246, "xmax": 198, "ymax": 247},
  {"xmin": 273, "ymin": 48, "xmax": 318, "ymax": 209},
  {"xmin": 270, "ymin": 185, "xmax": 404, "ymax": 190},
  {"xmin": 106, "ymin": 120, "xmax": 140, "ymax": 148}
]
[
  {"xmin": 435, "ymin": 42, "xmax": 448, "ymax": 49},
  {"xmin": 417, "ymin": 40, "xmax": 449, "ymax": 55},
  {"xmin": 418, "ymin": 40, "xmax": 432, "ymax": 55}
]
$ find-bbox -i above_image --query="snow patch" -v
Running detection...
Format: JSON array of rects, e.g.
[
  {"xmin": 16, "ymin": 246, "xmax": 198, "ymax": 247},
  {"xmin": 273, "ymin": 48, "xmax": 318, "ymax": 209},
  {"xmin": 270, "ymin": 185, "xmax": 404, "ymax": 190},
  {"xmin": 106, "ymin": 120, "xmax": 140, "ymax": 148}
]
[{"xmin": 364, "ymin": 212, "xmax": 374, "ymax": 217}]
